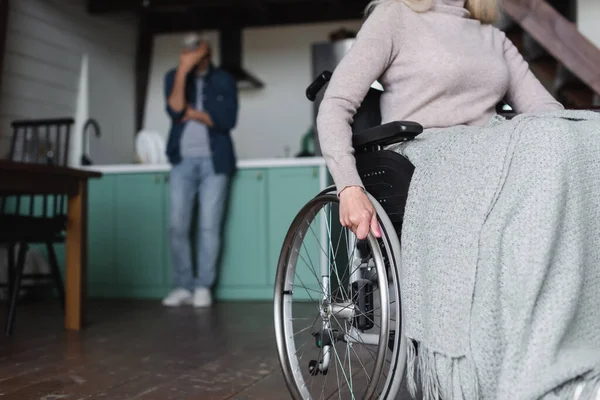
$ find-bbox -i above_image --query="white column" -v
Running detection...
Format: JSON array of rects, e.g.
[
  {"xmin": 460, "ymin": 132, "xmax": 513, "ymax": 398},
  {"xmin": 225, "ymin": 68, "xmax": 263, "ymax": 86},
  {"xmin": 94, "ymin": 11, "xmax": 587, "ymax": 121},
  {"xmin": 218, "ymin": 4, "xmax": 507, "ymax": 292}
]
[
  {"xmin": 70, "ymin": 54, "xmax": 89, "ymax": 167},
  {"xmin": 577, "ymin": 0, "xmax": 600, "ymax": 105}
]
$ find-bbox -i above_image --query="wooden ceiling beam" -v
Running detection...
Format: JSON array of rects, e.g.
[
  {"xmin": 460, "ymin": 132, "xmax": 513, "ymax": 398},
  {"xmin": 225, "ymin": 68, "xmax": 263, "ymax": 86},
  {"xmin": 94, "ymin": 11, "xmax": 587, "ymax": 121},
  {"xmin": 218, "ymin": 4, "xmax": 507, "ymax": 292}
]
[
  {"xmin": 87, "ymin": 0, "xmax": 362, "ymax": 17},
  {"xmin": 88, "ymin": 0, "xmax": 141, "ymax": 14},
  {"xmin": 146, "ymin": 2, "xmax": 364, "ymax": 33},
  {"xmin": 88, "ymin": 0, "xmax": 290, "ymax": 14}
]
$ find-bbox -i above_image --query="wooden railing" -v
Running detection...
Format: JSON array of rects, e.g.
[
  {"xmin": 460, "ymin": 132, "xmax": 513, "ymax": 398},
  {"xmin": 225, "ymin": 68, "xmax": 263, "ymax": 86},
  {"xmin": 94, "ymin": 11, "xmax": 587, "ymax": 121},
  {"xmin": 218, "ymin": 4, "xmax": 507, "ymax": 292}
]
[{"xmin": 503, "ymin": 0, "xmax": 600, "ymax": 97}]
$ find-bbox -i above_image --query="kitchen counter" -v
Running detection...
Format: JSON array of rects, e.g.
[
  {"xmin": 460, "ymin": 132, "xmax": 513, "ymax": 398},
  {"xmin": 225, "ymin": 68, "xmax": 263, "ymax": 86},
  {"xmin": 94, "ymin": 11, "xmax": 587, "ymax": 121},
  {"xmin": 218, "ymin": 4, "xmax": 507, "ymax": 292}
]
[{"xmin": 81, "ymin": 157, "xmax": 326, "ymax": 174}]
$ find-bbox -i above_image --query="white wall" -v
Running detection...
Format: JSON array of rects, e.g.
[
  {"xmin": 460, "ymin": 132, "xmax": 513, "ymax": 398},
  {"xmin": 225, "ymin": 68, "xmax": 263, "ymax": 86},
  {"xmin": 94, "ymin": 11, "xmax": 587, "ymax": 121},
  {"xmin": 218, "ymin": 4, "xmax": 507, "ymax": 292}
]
[
  {"xmin": 0, "ymin": 0, "xmax": 138, "ymax": 165},
  {"xmin": 143, "ymin": 21, "xmax": 362, "ymax": 160},
  {"xmin": 577, "ymin": 0, "xmax": 600, "ymax": 47}
]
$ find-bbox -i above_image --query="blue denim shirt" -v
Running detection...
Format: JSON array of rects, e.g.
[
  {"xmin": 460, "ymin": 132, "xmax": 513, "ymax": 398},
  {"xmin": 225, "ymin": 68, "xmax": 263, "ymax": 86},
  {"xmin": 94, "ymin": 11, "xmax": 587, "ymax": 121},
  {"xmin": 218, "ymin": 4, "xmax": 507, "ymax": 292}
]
[{"xmin": 164, "ymin": 65, "xmax": 239, "ymax": 174}]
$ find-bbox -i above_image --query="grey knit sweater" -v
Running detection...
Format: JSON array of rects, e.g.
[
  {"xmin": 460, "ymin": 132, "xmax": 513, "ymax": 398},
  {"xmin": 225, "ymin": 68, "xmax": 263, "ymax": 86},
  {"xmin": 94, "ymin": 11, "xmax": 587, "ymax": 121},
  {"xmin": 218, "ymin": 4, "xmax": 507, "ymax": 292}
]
[{"xmin": 316, "ymin": 0, "xmax": 564, "ymax": 192}]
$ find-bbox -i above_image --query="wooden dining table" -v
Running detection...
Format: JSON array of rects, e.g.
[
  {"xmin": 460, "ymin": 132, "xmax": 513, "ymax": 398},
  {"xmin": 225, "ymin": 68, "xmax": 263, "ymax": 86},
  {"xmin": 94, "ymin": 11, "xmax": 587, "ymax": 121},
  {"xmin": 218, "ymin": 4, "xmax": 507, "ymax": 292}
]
[{"xmin": 0, "ymin": 160, "xmax": 102, "ymax": 331}]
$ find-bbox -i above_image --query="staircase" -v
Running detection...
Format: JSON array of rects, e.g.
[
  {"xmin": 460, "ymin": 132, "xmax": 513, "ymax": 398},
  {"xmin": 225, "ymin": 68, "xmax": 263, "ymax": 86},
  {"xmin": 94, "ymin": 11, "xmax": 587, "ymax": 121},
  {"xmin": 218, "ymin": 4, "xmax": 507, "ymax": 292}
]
[{"xmin": 501, "ymin": 0, "xmax": 600, "ymax": 109}]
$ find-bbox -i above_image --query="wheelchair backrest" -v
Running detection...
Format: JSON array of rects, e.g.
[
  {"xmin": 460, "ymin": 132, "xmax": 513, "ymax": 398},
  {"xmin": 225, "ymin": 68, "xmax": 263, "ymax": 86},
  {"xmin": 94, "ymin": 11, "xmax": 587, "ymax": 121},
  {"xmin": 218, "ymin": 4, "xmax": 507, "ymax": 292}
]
[
  {"xmin": 352, "ymin": 88, "xmax": 383, "ymax": 133},
  {"xmin": 307, "ymin": 70, "xmax": 384, "ymax": 134}
]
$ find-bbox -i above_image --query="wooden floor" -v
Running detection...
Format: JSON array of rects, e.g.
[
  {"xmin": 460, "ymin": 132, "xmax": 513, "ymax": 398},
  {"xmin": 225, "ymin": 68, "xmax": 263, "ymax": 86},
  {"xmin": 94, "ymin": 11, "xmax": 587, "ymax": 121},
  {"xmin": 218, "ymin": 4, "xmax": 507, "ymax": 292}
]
[{"xmin": 0, "ymin": 301, "xmax": 415, "ymax": 400}]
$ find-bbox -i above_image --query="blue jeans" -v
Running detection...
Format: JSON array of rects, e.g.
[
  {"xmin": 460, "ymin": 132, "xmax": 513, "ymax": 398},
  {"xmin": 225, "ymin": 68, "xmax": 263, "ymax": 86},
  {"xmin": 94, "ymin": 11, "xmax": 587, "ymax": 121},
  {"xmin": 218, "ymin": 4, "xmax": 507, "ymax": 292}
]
[{"xmin": 169, "ymin": 157, "xmax": 229, "ymax": 290}]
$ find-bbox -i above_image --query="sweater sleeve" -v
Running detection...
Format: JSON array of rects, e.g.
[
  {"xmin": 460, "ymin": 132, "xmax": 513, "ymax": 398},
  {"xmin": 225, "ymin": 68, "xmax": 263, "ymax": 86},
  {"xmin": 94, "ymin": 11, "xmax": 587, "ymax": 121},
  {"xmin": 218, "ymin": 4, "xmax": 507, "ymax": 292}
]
[
  {"xmin": 316, "ymin": 3, "xmax": 400, "ymax": 193},
  {"xmin": 501, "ymin": 31, "xmax": 564, "ymax": 114}
]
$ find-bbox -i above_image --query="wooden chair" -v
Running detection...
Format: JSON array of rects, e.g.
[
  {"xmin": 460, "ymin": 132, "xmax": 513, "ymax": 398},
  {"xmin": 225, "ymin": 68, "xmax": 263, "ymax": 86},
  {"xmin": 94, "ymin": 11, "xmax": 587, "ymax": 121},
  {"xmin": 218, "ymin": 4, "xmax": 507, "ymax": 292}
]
[{"xmin": 0, "ymin": 118, "xmax": 74, "ymax": 336}]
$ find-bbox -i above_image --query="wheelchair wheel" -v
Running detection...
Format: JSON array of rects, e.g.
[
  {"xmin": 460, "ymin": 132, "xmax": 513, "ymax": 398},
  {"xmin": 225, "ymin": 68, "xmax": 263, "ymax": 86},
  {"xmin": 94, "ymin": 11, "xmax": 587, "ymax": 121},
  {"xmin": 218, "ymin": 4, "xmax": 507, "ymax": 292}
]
[{"xmin": 274, "ymin": 191, "xmax": 405, "ymax": 399}]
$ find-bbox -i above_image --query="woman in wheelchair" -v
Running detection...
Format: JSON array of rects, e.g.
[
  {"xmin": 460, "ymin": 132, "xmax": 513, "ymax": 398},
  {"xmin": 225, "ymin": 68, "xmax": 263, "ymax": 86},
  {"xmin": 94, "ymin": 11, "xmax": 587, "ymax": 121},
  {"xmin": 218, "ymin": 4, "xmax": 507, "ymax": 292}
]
[{"xmin": 274, "ymin": 0, "xmax": 600, "ymax": 399}]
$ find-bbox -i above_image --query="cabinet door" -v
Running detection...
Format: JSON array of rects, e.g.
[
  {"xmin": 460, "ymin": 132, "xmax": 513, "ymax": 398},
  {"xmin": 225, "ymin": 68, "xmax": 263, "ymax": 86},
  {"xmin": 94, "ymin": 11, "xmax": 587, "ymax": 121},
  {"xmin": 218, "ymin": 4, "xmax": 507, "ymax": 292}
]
[
  {"xmin": 88, "ymin": 176, "xmax": 117, "ymax": 289},
  {"xmin": 218, "ymin": 169, "xmax": 268, "ymax": 289},
  {"xmin": 162, "ymin": 173, "xmax": 172, "ymax": 288},
  {"xmin": 267, "ymin": 167, "xmax": 321, "ymax": 288},
  {"xmin": 115, "ymin": 173, "xmax": 168, "ymax": 288}
]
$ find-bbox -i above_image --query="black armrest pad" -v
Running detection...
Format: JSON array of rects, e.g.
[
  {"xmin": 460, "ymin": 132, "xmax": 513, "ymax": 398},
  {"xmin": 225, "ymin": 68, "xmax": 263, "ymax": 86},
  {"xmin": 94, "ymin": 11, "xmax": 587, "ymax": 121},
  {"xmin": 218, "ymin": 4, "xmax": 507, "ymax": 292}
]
[{"xmin": 353, "ymin": 121, "xmax": 423, "ymax": 148}]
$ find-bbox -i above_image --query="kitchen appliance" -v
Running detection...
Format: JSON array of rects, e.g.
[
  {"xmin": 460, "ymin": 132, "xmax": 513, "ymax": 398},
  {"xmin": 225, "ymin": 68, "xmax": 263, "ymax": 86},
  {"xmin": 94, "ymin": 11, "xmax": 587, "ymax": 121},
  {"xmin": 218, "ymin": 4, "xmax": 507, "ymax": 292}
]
[{"xmin": 310, "ymin": 39, "xmax": 383, "ymax": 156}]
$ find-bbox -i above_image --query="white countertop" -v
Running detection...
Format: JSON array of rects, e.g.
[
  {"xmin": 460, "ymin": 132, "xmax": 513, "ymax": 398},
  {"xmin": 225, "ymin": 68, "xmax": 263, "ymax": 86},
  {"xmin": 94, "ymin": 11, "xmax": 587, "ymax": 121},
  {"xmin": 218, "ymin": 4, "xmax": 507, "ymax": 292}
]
[{"xmin": 81, "ymin": 157, "xmax": 326, "ymax": 174}]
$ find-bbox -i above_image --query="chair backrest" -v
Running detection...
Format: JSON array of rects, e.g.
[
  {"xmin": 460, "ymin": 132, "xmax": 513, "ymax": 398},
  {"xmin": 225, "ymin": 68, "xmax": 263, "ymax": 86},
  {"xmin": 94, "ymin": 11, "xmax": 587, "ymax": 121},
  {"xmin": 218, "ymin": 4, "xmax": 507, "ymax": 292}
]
[
  {"xmin": 1, "ymin": 118, "xmax": 74, "ymax": 220},
  {"xmin": 10, "ymin": 118, "xmax": 74, "ymax": 166}
]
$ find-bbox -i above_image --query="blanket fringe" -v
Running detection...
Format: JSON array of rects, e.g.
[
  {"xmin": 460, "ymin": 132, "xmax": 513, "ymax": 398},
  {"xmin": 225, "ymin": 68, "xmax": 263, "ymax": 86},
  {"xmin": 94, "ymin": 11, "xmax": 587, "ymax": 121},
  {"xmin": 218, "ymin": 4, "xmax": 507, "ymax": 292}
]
[
  {"xmin": 406, "ymin": 339, "xmax": 418, "ymax": 398},
  {"xmin": 572, "ymin": 375, "xmax": 600, "ymax": 400},
  {"xmin": 405, "ymin": 339, "xmax": 480, "ymax": 400}
]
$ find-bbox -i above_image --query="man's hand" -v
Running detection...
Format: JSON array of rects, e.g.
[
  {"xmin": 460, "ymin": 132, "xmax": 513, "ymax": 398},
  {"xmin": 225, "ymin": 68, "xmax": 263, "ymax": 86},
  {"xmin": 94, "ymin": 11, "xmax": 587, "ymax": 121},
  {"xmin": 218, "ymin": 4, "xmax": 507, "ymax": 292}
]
[
  {"xmin": 168, "ymin": 42, "xmax": 209, "ymax": 116},
  {"xmin": 178, "ymin": 41, "xmax": 209, "ymax": 74},
  {"xmin": 183, "ymin": 106, "xmax": 214, "ymax": 127}
]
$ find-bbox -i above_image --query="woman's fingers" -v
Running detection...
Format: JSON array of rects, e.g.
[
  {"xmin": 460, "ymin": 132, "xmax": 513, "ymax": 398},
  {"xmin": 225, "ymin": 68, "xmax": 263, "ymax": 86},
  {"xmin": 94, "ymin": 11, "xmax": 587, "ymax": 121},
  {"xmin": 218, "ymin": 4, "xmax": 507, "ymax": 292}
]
[
  {"xmin": 347, "ymin": 210, "xmax": 372, "ymax": 240},
  {"xmin": 370, "ymin": 213, "xmax": 381, "ymax": 238},
  {"xmin": 355, "ymin": 217, "xmax": 371, "ymax": 240}
]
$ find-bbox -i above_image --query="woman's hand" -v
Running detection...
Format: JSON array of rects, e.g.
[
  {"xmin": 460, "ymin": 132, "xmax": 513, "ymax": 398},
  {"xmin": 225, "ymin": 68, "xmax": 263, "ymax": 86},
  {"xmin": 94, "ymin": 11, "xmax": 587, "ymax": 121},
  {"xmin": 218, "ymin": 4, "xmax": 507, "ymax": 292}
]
[{"xmin": 339, "ymin": 186, "xmax": 382, "ymax": 240}]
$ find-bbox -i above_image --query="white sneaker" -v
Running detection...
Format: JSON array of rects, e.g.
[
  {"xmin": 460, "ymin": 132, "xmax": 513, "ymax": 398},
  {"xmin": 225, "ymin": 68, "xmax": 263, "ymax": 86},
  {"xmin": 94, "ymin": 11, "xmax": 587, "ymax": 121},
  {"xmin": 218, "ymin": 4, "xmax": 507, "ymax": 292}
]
[
  {"xmin": 162, "ymin": 288, "xmax": 193, "ymax": 307},
  {"xmin": 193, "ymin": 288, "xmax": 212, "ymax": 308}
]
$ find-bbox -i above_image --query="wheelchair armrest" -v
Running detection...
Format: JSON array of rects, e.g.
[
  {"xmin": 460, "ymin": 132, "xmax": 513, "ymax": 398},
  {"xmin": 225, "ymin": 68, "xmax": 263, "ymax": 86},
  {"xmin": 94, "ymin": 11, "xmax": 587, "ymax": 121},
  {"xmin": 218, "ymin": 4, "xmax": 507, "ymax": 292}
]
[{"xmin": 352, "ymin": 121, "xmax": 423, "ymax": 149}]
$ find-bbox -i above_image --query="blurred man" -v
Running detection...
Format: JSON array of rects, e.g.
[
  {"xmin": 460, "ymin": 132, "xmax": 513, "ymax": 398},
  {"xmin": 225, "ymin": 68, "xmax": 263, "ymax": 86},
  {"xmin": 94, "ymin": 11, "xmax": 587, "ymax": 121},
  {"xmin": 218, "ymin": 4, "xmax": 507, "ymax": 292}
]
[{"xmin": 162, "ymin": 33, "xmax": 238, "ymax": 308}]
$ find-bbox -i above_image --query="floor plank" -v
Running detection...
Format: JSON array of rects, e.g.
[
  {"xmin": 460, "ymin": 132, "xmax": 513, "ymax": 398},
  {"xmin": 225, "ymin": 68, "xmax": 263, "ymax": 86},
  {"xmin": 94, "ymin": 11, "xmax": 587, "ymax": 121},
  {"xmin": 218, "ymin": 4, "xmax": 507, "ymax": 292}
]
[{"xmin": 0, "ymin": 300, "xmax": 416, "ymax": 399}]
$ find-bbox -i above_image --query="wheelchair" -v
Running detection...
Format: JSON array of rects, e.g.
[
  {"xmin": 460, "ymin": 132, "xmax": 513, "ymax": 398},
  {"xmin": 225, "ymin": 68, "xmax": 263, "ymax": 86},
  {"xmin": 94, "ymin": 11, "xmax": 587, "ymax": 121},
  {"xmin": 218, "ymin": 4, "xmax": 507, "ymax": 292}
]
[{"xmin": 274, "ymin": 71, "xmax": 422, "ymax": 400}]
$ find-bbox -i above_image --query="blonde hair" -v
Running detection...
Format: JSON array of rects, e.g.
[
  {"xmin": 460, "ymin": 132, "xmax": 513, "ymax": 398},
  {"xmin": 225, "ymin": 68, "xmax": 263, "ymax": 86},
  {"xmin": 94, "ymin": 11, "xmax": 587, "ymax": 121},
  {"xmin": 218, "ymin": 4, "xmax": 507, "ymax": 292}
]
[{"xmin": 365, "ymin": 0, "xmax": 498, "ymax": 24}]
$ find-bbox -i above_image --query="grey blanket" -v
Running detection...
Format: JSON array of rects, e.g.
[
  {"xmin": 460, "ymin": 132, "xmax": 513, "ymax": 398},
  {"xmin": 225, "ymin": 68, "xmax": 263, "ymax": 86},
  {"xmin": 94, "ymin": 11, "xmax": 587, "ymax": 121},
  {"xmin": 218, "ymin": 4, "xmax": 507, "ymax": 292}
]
[{"xmin": 390, "ymin": 110, "xmax": 600, "ymax": 400}]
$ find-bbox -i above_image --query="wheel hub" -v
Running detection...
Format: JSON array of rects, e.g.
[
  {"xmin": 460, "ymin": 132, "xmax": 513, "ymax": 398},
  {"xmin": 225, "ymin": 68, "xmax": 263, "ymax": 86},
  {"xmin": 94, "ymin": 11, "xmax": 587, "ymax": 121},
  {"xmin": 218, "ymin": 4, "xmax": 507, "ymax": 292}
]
[{"xmin": 319, "ymin": 301, "xmax": 333, "ymax": 320}]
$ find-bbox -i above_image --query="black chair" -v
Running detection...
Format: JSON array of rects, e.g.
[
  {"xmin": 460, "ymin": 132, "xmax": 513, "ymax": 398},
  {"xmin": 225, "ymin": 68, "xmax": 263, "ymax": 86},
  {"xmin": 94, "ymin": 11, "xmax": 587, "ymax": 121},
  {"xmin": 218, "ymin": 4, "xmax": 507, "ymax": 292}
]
[{"xmin": 0, "ymin": 118, "xmax": 74, "ymax": 336}]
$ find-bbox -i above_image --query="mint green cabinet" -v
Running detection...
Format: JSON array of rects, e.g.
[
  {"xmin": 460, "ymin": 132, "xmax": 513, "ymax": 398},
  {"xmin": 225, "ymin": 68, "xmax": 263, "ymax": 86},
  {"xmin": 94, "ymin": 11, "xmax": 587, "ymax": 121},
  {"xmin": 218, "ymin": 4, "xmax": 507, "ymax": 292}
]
[
  {"xmin": 86, "ymin": 165, "xmax": 323, "ymax": 301},
  {"xmin": 266, "ymin": 167, "xmax": 321, "ymax": 281},
  {"xmin": 216, "ymin": 166, "xmax": 321, "ymax": 300},
  {"xmin": 88, "ymin": 175, "xmax": 117, "ymax": 289},
  {"xmin": 267, "ymin": 167, "xmax": 321, "ymax": 301},
  {"xmin": 115, "ymin": 173, "xmax": 169, "ymax": 291},
  {"xmin": 216, "ymin": 169, "xmax": 269, "ymax": 300},
  {"xmin": 88, "ymin": 173, "xmax": 170, "ymax": 298}
]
